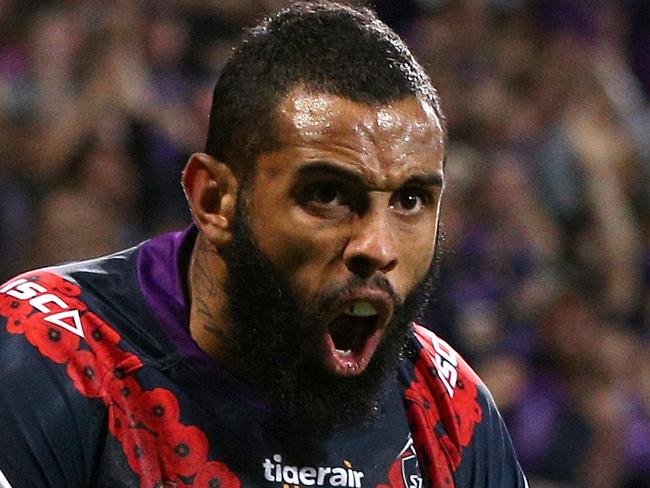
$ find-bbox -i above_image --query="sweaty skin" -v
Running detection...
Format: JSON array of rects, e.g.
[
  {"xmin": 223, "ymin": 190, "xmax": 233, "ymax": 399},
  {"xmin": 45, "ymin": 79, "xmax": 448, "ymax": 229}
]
[{"xmin": 187, "ymin": 88, "xmax": 445, "ymax": 376}]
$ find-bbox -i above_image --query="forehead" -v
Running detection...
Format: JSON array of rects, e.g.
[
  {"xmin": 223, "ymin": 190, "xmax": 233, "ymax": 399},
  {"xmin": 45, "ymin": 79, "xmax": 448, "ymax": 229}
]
[{"xmin": 270, "ymin": 88, "xmax": 445, "ymax": 179}]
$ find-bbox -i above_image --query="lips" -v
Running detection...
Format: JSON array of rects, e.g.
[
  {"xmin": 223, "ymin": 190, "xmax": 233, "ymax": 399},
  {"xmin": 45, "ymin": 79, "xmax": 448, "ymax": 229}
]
[{"xmin": 323, "ymin": 291, "xmax": 393, "ymax": 377}]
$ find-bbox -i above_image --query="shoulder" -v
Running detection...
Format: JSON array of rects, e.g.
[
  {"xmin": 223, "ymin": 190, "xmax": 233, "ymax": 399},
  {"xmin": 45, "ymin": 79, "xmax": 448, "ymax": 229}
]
[
  {"xmin": 406, "ymin": 325, "xmax": 528, "ymax": 487},
  {"xmin": 0, "ymin": 263, "xmax": 146, "ymax": 392},
  {"xmin": 0, "ymin": 254, "xmax": 154, "ymax": 428},
  {"xmin": 0, "ymin": 268, "xmax": 116, "ymax": 485},
  {"xmin": 0, "ymin": 239, "xmax": 179, "ymax": 358},
  {"xmin": 409, "ymin": 325, "xmax": 504, "ymax": 433},
  {"xmin": 1, "ymin": 269, "xmax": 91, "ymax": 363},
  {"xmin": 410, "ymin": 324, "xmax": 484, "ymax": 400},
  {"xmin": 402, "ymin": 326, "xmax": 484, "ymax": 460},
  {"xmin": 0, "ymin": 262, "xmax": 147, "ymax": 396},
  {"xmin": 407, "ymin": 325, "xmax": 485, "ymax": 445}
]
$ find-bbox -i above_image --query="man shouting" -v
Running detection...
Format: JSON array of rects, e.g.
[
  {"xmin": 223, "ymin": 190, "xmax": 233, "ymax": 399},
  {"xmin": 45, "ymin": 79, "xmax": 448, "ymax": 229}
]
[{"xmin": 0, "ymin": 2, "xmax": 527, "ymax": 487}]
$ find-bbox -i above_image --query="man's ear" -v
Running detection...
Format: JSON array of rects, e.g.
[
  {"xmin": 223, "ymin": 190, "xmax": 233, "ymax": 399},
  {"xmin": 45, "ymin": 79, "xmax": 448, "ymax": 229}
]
[{"xmin": 182, "ymin": 153, "xmax": 239, "ymax": 247}]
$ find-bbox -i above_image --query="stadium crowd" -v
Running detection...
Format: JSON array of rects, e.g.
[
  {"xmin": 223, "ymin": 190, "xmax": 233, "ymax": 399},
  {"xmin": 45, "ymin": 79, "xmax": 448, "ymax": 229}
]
[{"xmin": 0, "ymin": 0, "xmax": 649, "ymax": 486}]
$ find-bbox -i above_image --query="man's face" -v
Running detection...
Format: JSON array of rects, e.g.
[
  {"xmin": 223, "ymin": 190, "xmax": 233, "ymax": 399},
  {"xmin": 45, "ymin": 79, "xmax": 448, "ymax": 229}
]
[{"xmin": 242, "ymin": 89, "xmax": 445, "ymax": 378}]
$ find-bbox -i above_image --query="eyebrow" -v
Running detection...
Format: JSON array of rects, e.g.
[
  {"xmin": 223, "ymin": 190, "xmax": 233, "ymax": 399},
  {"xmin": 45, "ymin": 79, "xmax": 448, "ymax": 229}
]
[
  {"xmin": 295, "ymin": 160, "xmax": 444, "ymax": 189},
  {"xmin": 403, "ymin": 173, "xmax": 445, "ymax": 189},
  {"xmin": 295, "ymin": 161, "xmax": 367, "ymax": 187}
]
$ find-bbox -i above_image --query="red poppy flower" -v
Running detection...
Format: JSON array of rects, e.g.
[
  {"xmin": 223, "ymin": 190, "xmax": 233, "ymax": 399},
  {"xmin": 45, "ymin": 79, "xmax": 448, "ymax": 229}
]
[
  {"xmin": 136, "ymin": 388, "xmax": 181, "ymax": 432},
  {"xmin": 451, "ymin": 378, "xmax": 482, "ymax": 447},
  {"xmin": 107, "ymin": 375, "xmax": 143, "ymax": 411},
  {"xmin": 67, "ymin": 349, "xmax": 107, "ymax": 398},
  {"xmin": 121, "ymin": 426, "xmax": 162, "ymax": 480},
  {"xmin": 89, "ymin": 331, "xmax": 140, "ymax": 379},
  {"xmin": 0, "ymin": 294, "xmax": 32, "ymax": 318},
  {"xmin": 94, "ymin": 350, "xmax": 141, "ymax": 386},
  {"xmin": 85, "ymin": 312, "xmax": 122, "ymax": 351},
  {"xmin": 405, "ymin": 367, "xmax": 442, "ymax": 423},
  {"xmin": 24, "ymin": 318, "xmax": 80, "ymax": 364},
  {"xmin": 193, "ymin": 460, "xmax": 241, "ymax": 488},
  {"xmin": 405, "ymin": 396, "xmax": 456, "ymax": 486},
  {"xmin": 158, "ymin": 424, "xmax": 209, "ymax": 478},
  {"xmin": 404, "ymin": 377, "xmax": 434, "ymax": 411},
  {"xmin": 6, "ymin": 314, "xmax": 28, "ymax": 334},
  {"xmin": 404, "ymin": 375, "xmax": 447, "ymax": 476},
  {"xmin": 108, "ymin": 403, "xmax": 137, "ymax": 439}
]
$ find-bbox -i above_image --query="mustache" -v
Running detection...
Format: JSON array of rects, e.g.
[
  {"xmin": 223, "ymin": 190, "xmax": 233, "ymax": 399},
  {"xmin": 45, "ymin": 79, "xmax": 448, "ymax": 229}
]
[{"xmin": 310, "ymin": 274, "xmax": 401, "ymax": 318}]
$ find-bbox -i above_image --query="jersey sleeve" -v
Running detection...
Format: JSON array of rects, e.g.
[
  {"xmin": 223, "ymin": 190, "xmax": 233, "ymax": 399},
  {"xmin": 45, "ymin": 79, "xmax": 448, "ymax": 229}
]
[{"xmin": 0, "ymin": 273, "xmax": 105, "ymax": 487}]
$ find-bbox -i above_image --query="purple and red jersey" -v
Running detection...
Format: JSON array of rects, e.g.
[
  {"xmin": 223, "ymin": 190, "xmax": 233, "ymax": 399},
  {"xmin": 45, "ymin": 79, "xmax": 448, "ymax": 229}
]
[{"xmin": 0, "ymin": 226, "xmax": 527, "ymax": 487}]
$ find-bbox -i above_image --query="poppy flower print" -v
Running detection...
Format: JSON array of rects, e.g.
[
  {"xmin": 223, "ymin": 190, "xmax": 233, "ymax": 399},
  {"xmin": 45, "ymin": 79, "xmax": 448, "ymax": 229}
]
[
  {"xmin": 107, "ymin": 375, "xmax": 143, "ymax": 410},
  {"xmin": 451, "ymin": 378, "xmax": 483, "ymax": 447},
  {"xmin": 2, "ymin": 273, "xmax": 486, "ymax": 487},
  {"xmin": 122, "ymin": 426, "xmax": 162, "ymax": 481},
  {"xmin": 398, "ymin": 327, "xmax": 485, "ymax": 487},
  {"xmin": 159, "ymin": 424, "xmax": 210, "ymax": 478},
  {"xmin": 109, "ymin": 403, "xmax": 135, "ymax": 439},
  {"xmin": 136, "ymin": 388, "xmax": 182, "ymax": 432},
  {"xmin": 25, "ymin": 319, "xmax": 81, "ymax": 364},
  {"xmin": 85, "ymin": 312, "xmax": 121, "ymax": 350},
  {"xmin": 6, "ymin": 314, "xmax": 28, "ymax": 334},
  {"xmin": 0, "ymin": 271, "xmax": 241, "ymax": 487},
  {"xmin": 67, "ymin": 349, "xmax": 106, "ymax": 398},
  {"xmin": 404, "ymin": 379, "xmax": 455, "ymax": 487},
  {"xmin": 193, "ymin": 461, "xmax": 241, "ymax": 488},
  {"xmin": 0, "ymin": 294, "xmax": 32, "ymax": 318}
]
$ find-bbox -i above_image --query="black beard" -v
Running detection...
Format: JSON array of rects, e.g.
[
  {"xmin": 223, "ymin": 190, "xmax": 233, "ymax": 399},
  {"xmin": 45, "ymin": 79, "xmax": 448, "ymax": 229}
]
[{"xmin": 219, "ymin": 205, "xmax": 439, "ymax": 436}]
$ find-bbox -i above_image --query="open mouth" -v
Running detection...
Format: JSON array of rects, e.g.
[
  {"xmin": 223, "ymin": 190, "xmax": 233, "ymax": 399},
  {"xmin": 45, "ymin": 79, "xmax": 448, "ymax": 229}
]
[{"xmin": 324, "ymin": 299, "xmax": 390, "ymax": 376}]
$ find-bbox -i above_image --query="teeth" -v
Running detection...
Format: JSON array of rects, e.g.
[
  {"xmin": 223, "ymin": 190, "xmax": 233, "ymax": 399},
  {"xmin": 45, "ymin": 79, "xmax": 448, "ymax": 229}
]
[
  {"xmin": 336, "ymin": 348, "xmax": 353, "ymax": 356},
  {"xmin": 343, "ymin": 301, "xmax": 377, "ymax": 317}
]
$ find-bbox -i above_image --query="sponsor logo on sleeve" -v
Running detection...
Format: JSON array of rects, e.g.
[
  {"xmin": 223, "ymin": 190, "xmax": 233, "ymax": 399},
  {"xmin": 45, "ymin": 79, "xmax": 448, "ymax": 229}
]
[{"xmin": 0, "ymin": 278, "xmax": 84, "ymax": 338}]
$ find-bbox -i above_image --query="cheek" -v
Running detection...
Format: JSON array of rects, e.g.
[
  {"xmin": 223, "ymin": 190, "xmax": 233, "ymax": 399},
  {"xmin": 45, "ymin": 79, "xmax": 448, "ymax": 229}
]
[
  {"xmin": 252, "ymin": 211, "xmax": 349, "ymax": 296},
  {"xmin": 400, "ymin": 239, "xmax": 436, "ymax": 285},
  {"xmin": 393, "ymin": 222, "xmax": 439, "ymax": 294}
]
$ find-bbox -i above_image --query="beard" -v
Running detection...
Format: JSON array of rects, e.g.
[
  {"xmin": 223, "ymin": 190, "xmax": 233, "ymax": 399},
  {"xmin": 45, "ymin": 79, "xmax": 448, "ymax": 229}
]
[{"xmin": 219, "ymin": 202, "xmax": 440, "ymax": 436}]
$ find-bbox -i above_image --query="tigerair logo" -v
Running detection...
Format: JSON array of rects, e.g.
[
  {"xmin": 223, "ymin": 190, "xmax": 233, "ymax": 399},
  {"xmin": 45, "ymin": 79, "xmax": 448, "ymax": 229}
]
[{"xmin": 262, "ymin": 454, "xmax": 365, "ymax": 487}]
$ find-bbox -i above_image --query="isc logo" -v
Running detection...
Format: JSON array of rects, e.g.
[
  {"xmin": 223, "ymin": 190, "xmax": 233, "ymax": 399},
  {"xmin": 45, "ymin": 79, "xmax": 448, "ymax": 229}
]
[
  {"xmin": 0, "ymin": 278, "xmax": 85, "ymax": 338},
  {"xmin": 428, "ymin": 333, "xmax": 458, "ymax": 398}
]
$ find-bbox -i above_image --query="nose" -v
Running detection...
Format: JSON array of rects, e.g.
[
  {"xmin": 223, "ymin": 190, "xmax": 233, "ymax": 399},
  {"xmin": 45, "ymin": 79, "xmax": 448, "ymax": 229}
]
[{"xmin": 343, "ymin": 209, "xmax": 398, "ymax": 278}]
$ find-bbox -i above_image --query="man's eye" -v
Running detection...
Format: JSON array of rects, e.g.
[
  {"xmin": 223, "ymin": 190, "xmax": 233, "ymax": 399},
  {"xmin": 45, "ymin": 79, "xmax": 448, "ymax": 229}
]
[
  {"xmin": 308, "ymin": 182, "xmax": 344, "ymax": 207},
  {"xmin": 392, "ymin": 189, "xmax": 428, "ymax": 214}
]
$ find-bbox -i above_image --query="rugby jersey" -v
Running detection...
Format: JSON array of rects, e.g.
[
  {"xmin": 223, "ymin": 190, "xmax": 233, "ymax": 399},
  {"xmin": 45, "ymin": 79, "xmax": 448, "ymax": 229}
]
[{"xmin": 0, "ymin": 226, "xmax": 527, "ymax": 487}]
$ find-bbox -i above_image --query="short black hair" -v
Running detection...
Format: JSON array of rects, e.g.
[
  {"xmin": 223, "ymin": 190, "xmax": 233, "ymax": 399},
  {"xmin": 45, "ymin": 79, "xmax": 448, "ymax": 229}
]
[{"xmin": 205, "ymin": 1, "xmax": 445, "ymax": 178}]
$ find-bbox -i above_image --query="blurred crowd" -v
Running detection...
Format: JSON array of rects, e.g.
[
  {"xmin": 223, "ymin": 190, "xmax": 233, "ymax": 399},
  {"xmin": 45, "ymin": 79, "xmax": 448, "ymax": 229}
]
[{"xmin": 1, "ymin": 0, "xmax": 649, "ymax": 486}]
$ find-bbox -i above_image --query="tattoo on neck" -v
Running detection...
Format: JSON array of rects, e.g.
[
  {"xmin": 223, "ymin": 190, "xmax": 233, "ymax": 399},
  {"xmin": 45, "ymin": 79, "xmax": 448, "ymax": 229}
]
[
  {"xmin": 196, "ymin": 296, "xmax": 215, "ymax": 321},
  {"xmin": 191, "ymin": 240, "xmax": 223, "ymax": 338}
]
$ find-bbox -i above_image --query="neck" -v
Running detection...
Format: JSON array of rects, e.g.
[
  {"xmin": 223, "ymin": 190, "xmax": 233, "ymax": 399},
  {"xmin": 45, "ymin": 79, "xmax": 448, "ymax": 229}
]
[{"xmin": 188, "ymin": 233, "xmax": 231, "ymax": 359}]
